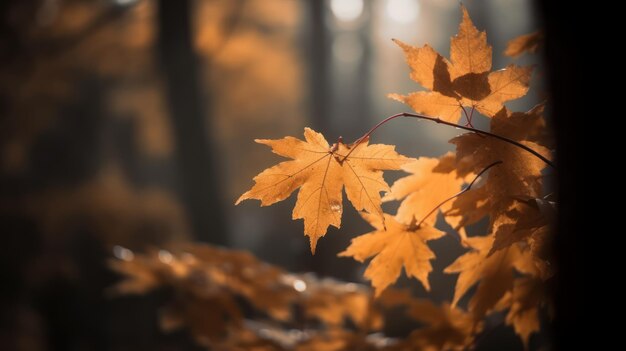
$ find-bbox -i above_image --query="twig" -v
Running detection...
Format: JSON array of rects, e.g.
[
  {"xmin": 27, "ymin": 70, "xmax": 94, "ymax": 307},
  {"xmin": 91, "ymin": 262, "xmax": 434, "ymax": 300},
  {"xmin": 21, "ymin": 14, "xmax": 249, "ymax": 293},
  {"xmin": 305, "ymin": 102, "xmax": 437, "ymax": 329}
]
[
  {"xmin": 415, "ymin": 160, "xmax": 502, "ymax": 228},
  {"xmin": 340, "ymin": 113, "xmax": 405, "ymax": 162},
  {"xmin": 342, "ymin": 112, "xmax": 554, "ymax": 168}
]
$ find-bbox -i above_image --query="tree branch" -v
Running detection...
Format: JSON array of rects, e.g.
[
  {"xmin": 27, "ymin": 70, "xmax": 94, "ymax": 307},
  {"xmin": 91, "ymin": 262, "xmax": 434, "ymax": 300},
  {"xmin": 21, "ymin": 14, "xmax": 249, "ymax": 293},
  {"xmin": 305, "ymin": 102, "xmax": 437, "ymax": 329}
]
[
  {"xmin": 342, "ymin": 112, "xmax": 554, "ymax": 168},
  {"xmin": 414, "ymin": 160, "xmax": 502, "ymax": 229}
]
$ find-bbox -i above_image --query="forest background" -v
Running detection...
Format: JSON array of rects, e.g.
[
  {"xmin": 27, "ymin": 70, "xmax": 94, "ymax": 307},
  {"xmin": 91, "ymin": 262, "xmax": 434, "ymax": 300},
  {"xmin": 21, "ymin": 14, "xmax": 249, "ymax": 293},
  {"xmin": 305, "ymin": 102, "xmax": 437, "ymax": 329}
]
[{"xmin": 0, "ymin": 0, "xmax": 578, "ymax": 350}]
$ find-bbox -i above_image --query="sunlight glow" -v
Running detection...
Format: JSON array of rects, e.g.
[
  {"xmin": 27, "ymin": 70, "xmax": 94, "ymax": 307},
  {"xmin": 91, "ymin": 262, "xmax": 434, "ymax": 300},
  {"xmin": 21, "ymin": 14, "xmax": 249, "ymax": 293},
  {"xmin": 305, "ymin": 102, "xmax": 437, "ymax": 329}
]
[
  {"xmin": 330, "ymin": 0, "xmax": 364, "ymax": 22},
  {"xmin": 158, "ymin": 250, "xmax": 173, "ymax": 264},
  {"xmin": 293, "ymin": 279, "xmax": 307, "ymax": 292},
  {"xmin": 113, "ymin": 0, "xmax": 137, "ymax": 6},
  {"xmin": 113, "ymin": 245, "xmax": 134, "ymax": 261},
  {"xmin": 386, "ymin": 0, "xmax": 420, "ymax": 24}
]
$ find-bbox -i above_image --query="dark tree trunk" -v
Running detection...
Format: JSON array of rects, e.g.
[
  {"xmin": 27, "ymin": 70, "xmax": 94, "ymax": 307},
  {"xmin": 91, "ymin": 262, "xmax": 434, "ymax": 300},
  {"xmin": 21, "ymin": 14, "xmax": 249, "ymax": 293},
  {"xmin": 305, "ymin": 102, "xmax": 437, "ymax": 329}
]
[
  {"xmin": 536, "ymin": 1, "xmax": 580, "ymax": 349},
  {"xmin": 156, "ymin": 0, "xmax": 226, "ymax": 244}
]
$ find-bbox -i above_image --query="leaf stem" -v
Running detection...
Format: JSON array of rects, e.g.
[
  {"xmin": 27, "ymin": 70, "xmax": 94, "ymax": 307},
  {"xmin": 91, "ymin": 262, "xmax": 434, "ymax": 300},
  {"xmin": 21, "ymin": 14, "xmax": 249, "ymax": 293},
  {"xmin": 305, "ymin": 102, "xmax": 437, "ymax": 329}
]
[
  {"xmin": 343, "ymin": 112, "xmax": 554, "ymax": 168},
  {"xmin": 340, "ymin": 113, "xmax": 406, "ymax": 162},
  {"xmin": 415, "ymin": 160, "xmax": 502, "ymax": 228}
]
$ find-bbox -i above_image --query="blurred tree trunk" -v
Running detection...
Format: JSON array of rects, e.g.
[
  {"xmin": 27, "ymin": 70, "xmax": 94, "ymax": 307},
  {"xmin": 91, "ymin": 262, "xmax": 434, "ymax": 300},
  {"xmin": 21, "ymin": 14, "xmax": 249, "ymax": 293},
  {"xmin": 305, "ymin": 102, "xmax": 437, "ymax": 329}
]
[
  {"xmin": 307, "ymin": 0, "xmax": 330, "ymax": 132},
  {"xmin": 156, "ymin": 0, "xmax": 226, "ymax": 244},
  {"xmin": 356, "ymin": 1, "xmax": 372, "ymax": 132}
]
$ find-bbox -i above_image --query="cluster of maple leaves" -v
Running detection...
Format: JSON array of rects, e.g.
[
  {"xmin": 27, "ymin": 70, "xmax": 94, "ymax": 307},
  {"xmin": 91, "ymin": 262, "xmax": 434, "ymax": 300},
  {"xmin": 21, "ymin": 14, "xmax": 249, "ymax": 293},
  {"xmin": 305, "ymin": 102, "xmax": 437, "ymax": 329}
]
[
  {"xmin": 111, "ymin": 6, "xmax": 553, "ymax": 350},
  {"xmin": 236, "ymin": 6, "xmax": 553, "ymax": 349},
  {"xmin": 110, "ymin": 244, "xmax": 477, "ymax": 350}
]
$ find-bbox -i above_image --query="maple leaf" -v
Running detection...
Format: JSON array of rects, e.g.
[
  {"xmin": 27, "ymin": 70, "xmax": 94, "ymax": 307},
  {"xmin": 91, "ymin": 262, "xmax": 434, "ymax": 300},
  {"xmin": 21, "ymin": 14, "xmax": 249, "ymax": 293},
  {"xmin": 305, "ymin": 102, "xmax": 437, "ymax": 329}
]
[
  {"xmin": 384, "ymin": 152, "xmax": 467, "ymax": 228},
  {"xmin": 295, "ymin": 330, "xmax": 378, "ymax": 351},
  {"xmin": 300, "ymin": 276, "xmax": 382, "ymax": 329},
  {"xmin": 160, "ymin": 295, "xmax": 243, "ymax": 344},
  {"xmin": 449, "ymin": 105, "xmax": 551, "ymax": 253},
  {"xmin": 444, "ymin": 236, "xmax": 541, "ymax": 319},
  {"xmin": 295, "ymin": 333, "xmax": 347, "ymax": 351},
  {"xmin": 185, "ymin": 245, "xmax": 297, "ymax": 321},
  {"xmin": 495, "ymin": 277, "xmax": 544, "ymax": 348},
  {"xmin": 108, "ymin": 254, "xmax": 161, "ymax": 295},
  {"xmin": 445, "ymin": 185, "xmax": 490, "ymax": 230},
  {"xmin": 390, "ymin": 5, "xmax": 532, "ymax": 121},
  {"xmin": 489, "ymin": 196, "xmax": 554, "ymax": 256},
  {"xmin": 406, "ymin": 302, "xmax": 478, "ymax": 351},
  {"xmin": 379, "ymin": 290, "xmax": 479, "ymax": 351},
  {"xmin": 236, "ymin": 127, "xmax": 412, "ymax": 253},
  {"xmin": 305, "ymin": 290, "xmax": 371, "ymax": 327},
  {"xmin": 339, "ymin": 213, "xmax": 444, "ymax": 296},
  {"xmin": 505, "ymin": 31, "xmax": 543, "ymax": 57}
]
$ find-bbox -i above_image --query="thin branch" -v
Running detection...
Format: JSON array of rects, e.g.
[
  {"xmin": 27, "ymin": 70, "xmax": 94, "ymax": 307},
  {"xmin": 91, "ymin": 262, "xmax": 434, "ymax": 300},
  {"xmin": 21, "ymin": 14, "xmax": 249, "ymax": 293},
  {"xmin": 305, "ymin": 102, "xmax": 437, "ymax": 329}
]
[
  {"xmin": 341, "ymin": 113, "xmax": 405, "ymax": 161},
  {"xmin": 460, "ymin": 104, "xmax": 472, "ymax": 127},
  {"xmin": 403, "ymin": 112, "xmax": 553, "ymax": 167},
  {"xmin": 342, "ymin": 112, "xmax": 554, "ymax": 168},
  {"xmin": 414, "ymin": 160, "xmax": 502, "ymax": 229}
]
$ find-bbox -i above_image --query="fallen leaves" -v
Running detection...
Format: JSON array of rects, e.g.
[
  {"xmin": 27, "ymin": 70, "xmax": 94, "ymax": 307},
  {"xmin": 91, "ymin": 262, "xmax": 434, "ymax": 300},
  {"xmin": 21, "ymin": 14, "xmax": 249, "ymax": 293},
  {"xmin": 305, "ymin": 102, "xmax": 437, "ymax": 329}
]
[
  {"xmin": 236, "ymin": 127, "xmax": 412, "ymax": 253},
  {"xmin": 109, "ymin": 244, "xmax": 386, "ymax": 350},
  {"xmin": 379, "ymin": 290, "xmax": 479, "ymax": 351},
  {"xmin": 113, "ymin": 244, "xmax": 497, "ymax": 351},
  {"xmin": 404, "ymin": 301, "xmax": 477, "ymax": 351}
]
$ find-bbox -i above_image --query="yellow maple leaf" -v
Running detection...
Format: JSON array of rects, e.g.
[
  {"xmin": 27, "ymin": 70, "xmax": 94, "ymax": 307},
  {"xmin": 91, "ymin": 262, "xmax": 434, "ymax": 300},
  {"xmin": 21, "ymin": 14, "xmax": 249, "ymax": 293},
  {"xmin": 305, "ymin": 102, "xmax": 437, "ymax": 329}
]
[
  {"xmin": 384, "ymin": 152, "xmax": 467, "ymax": 228},
  {"xmin": 339, "ymin": 213, "xmax": 443, "ymax": 296},
  {"xmin": 390, "ymin": 5, "xmax": 532, "ymax": 121},
  {"xmin": 236, "ymin": 128, "xmax": 412, "ymax": 253},
  {"xmin": 449, "ymin": 6, "xmax": 492, "ymax": 77}
]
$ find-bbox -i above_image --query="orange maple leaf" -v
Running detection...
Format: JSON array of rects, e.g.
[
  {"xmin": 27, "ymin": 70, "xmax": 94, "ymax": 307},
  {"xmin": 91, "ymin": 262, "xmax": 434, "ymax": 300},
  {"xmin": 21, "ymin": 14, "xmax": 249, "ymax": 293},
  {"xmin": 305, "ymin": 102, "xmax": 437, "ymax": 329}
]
[
  {"xmin": 449, "ymin": 105, "xmax": 551, "ymax": 253},
  {"xmin": 339, "ymin": 213, "xmax": 443, "ymax": 296},
  {"xmin": 379, "ymin": 290, "xmax": 480, "ymax": 351},
  {"xmin": 489, "ymin": 196, "xmax": 553, "ymax": 255},
  {"xmin": 495, "ymin": 277, "xmax": 544, "ymax": 349},
  {"xmin": 406, "ymin": 301, "xmax": 478, "ymax": 351},
  {"xmin": 505, "ymin": 31, "xmax": 543, "ymax": 57},
  {"xmin": 444, "ymin": 236, "xmax": 541, "ymax": 319},
  {"xmin": 390, "ymin": 5, "xmax": 532, "ymax": 121},
  {"xmin": 236, "ymin": 128, "xmax": 412, "ymax": 253},
  {"xmin": 384, "ymin": 152, "xmax": 468, "ymax": 228},
  {"xmin": 304, "ymin": 287, "xmax": 379, "ymax": 329}
]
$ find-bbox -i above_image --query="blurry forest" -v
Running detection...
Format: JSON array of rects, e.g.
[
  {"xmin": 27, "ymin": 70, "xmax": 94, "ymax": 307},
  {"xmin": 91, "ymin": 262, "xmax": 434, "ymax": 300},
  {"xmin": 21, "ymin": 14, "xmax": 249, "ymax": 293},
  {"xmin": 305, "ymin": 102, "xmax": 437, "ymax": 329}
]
[{"xmin": 0, "ymin": 0, "xmax": 571, "ymax": 350}]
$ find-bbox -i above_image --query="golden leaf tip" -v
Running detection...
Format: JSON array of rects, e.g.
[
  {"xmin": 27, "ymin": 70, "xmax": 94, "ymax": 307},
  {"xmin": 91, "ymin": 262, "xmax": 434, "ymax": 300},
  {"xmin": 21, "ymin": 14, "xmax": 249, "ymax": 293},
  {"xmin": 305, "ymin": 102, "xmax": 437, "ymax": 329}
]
[
  {"xmin": 235, "ymin": 194, "xmax": 247, "ymax": 205},
  {"xmin": 310, "ymin": 242, "xmax": 317, "ymax": 255},
  {"xmin": 387, "ymin": 93, "xmax": 405, "ymax": 102},
  {"xmin": 460, "ymin": 3, "xmax": 469, "ymax": 15}
]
